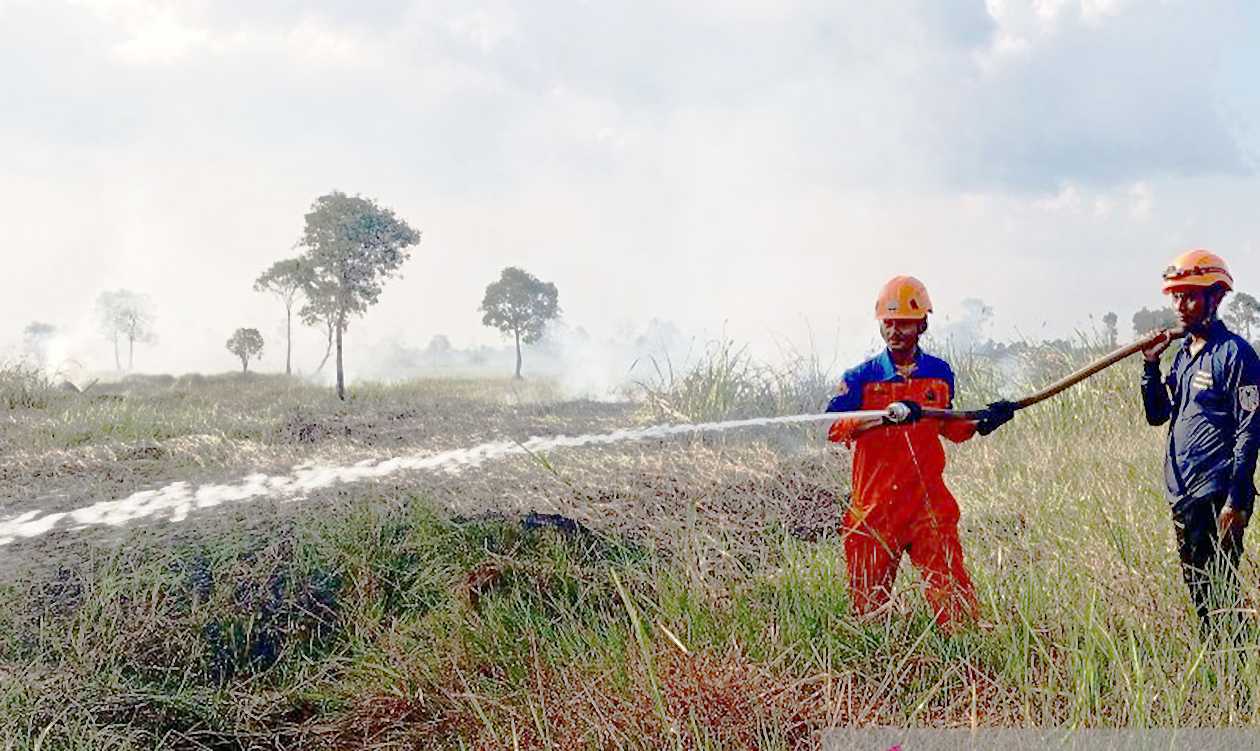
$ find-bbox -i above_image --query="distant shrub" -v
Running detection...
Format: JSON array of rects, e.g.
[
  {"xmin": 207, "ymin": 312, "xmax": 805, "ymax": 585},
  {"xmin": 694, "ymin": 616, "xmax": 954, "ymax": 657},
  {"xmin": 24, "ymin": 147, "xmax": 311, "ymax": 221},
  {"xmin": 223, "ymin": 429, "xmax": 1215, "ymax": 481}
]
[
  {"xmin": 122, "ymin": 373, "xmax": 177, "ymax": 388},
  {"xmin": 174, "ymin": 372, "xmax": 208, "ymax": 390}
]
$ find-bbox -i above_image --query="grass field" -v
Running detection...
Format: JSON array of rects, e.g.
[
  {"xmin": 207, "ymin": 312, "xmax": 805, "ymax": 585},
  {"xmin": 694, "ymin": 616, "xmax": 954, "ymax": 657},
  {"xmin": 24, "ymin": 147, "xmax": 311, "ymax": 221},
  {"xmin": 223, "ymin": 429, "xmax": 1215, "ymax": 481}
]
[{"xmin": 1, "ymin": 348, "xmax": 1258, "ymax": 749}]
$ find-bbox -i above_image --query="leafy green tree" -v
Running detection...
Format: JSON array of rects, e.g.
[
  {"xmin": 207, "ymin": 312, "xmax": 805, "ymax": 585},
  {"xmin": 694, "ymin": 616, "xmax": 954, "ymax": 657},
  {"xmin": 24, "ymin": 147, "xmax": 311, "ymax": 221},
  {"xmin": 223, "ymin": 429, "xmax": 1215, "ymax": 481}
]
[
  {"xmin": 1132, "ymin": 306, "xmax": 1177, "ymax": 336},
  {"xmin": 479, "ymin": 267, "xmax": 561, "ymax": 379},
  {"xmin": 1102, "ymin": 312, "xmax": 1118, "ymax": 347},
  {"xmin": 296, "ymin": 191, "xmax": 421, "ymax": 399},
  {"xmin": 226, "ymin": 328, "xmax": 265, "ymax": 374},
  {"xmin": 254, "ymin": 258, "xmax": 308, "ymax": 376},
  {"xmin": 96, "ymin": 289, "xmax": 155, "ymax": 371},
  {"xmin": 1223, "ymin": 291, "xmax": 1260, "ymax": 340}
]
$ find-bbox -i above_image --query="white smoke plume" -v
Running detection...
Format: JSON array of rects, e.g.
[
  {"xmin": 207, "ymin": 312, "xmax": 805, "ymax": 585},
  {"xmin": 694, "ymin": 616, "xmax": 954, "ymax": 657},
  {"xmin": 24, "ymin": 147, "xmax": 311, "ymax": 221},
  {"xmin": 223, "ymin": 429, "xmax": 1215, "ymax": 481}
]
[{"xmin": 352, "ymin": 318, "xmax": 694, "ymax": 400}]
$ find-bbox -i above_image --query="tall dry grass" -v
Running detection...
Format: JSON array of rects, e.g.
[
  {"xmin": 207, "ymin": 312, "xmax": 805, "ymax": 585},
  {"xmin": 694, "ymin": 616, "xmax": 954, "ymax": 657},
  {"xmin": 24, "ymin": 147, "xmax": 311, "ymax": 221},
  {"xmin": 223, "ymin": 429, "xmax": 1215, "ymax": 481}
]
[
  {"xmin": 2, "ymin": 343, "xmax": 1259, "ymax": 748},
  {"xmin": 637, "ymin": 338, "xmax": 834, "ymax": 422},
  {"xmin": 0, "ymin": 360, "xmax": 57, "ymax": 411}
]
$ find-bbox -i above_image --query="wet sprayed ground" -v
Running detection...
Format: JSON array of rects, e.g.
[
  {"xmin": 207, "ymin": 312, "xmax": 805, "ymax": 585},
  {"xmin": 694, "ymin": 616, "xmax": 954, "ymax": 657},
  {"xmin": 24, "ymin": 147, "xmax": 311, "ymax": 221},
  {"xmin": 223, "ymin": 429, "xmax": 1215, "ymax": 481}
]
[{"xmin": 0, "ymin": 374, "xmax": 848, "ymax": 582}]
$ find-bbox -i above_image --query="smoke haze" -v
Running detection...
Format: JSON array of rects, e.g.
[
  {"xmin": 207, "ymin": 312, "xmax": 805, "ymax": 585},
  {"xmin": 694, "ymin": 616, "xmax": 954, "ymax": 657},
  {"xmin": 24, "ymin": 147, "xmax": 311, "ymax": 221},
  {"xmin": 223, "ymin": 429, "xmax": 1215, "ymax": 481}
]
[{"xmin": 2, "ymin": 1, "xmax": 1258, "ymax": 383}]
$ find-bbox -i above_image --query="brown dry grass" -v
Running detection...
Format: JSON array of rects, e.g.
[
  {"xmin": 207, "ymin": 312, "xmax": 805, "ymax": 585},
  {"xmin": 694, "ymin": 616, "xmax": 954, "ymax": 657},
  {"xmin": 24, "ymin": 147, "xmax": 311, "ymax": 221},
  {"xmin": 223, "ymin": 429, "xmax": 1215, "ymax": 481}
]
[{"xmin": 5, "ymin": 355, "xmax": 1260, "ymax": 748}]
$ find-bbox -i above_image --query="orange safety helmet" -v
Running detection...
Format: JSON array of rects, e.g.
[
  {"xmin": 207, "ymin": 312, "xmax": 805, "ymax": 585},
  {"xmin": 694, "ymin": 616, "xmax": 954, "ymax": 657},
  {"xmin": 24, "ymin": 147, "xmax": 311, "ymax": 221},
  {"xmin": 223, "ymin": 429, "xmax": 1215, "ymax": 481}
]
[
  {"xmin": 874, "ymin": 276, "xmax": 933, "ymax": 321},
  {"xmin": 1161, "ymin": 249, "xmax": 1233, "ymax": 293}
]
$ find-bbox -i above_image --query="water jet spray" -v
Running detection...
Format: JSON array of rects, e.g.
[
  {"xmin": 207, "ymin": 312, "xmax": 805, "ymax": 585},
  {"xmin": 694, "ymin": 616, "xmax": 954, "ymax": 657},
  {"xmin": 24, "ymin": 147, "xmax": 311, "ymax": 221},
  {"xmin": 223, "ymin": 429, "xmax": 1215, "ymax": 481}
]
[{"xmin": 0, "ymin": 329, "xmax": 1184, "ymax": 547}]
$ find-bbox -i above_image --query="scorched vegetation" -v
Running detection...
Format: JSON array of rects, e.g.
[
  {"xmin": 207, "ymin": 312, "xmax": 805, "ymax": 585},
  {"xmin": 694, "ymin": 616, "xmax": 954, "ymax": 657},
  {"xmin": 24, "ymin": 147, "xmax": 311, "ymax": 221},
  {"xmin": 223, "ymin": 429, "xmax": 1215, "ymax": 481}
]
[{"xmin": 1, "ymin": 343, "xmax": 1258, "ymax": 749}]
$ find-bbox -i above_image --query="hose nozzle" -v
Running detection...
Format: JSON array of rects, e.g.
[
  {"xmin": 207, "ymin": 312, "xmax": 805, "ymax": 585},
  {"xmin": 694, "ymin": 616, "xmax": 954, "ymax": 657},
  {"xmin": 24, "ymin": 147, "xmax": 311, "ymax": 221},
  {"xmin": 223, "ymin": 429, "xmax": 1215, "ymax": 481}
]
[{"xmin": 887, "ymin": 403, "xmax": 912, "ymax": 423}]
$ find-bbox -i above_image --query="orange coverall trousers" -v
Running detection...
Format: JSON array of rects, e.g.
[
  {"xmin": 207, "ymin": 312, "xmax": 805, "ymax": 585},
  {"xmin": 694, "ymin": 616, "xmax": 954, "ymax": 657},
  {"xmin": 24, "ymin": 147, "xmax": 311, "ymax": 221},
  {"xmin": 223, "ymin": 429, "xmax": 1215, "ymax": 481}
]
[{"xmin": 829, "ymin": 375, "xmax": 979, "ymax": 628}]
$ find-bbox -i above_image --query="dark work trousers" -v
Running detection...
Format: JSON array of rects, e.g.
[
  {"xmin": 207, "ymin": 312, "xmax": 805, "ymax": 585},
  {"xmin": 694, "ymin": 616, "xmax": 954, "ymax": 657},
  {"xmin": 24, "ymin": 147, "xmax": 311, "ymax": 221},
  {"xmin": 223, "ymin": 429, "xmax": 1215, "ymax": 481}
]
[{"xmin": 1172, "ymin": 493, "xmax": 1246, "ymax": 634}]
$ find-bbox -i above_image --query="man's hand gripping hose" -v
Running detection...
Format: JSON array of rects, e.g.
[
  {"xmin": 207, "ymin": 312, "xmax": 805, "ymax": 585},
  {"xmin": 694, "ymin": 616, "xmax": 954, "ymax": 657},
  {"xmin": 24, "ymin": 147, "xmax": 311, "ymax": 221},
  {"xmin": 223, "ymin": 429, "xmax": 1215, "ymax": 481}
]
[{"xmin": 832, "ymin": 328, "xmax": 1190, "ymax": 433}]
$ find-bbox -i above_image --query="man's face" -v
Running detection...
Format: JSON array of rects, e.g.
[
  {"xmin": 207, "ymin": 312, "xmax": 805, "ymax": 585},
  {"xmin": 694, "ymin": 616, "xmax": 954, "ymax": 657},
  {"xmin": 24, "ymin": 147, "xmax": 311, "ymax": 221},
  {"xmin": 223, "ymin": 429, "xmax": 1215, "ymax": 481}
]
[
  {"xmin": 1170, "ymin": 286, "xmax": 1222, "ymax": 331},
  {"xmin": 880, "ymin": 318, "xmax": 925, "ymax": 355}
]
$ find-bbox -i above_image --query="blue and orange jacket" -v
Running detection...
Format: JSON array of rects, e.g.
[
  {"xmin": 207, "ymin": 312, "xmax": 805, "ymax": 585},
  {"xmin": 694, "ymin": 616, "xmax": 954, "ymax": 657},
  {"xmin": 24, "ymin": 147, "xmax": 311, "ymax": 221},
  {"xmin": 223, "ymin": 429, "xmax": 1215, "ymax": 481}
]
[{"xmin": 825, "ymin": 348, "xmax": 975, "ymax": 522}]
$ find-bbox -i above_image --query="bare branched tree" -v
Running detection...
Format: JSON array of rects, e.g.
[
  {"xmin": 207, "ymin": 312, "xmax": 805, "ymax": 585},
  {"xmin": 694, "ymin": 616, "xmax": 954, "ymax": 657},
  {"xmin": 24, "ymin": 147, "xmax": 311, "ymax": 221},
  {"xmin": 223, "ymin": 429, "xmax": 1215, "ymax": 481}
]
[
  {"xmin": 254, "ymin": 258, "xmax": 308, "ymax": 376},
  {"xmin": 96, "ymin": 290, "xmax": 156, "ymax": 371}
]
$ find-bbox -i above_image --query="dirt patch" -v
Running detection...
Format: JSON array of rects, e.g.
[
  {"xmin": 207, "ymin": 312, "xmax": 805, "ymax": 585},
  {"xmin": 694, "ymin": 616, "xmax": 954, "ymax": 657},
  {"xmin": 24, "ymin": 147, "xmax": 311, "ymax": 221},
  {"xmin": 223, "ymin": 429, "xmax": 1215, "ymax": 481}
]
[
  {"xmin": 720, "ymin": 472, "xmax": 845, "ymax": 542},
  {"xmin": 278, "ymin": 411, "xmax": 354, "ymax": 444},
  {"xmin": 454, "ymin": 644, "xmax": 830, "ymax": 750},
  {"xmin": 460, "ymin": 559, "xmax": 509, "ymax": 610},
  {"xmin": 333, "ymin": 692, "xmax": 476, "ymax": 748},
  {"xmin": 119, "ymin": 441, "xmax": 167, "ymax": 461}
]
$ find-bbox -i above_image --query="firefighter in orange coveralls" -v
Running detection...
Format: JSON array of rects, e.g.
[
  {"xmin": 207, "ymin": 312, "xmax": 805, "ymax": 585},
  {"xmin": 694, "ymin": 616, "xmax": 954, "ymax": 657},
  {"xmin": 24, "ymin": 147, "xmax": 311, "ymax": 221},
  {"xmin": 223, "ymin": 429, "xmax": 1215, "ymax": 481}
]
[{"xmin": 826, "ymin": 276, "xmax": 1015, "ymax": 629}]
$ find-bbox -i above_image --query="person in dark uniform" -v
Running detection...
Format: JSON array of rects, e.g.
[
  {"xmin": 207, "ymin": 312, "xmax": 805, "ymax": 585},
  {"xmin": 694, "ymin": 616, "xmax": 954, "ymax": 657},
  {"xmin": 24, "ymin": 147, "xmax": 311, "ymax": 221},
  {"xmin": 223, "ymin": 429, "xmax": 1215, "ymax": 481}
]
[{"xmin": 1140, "ymin": 249, "xmax": 1260, "ymax": 634}]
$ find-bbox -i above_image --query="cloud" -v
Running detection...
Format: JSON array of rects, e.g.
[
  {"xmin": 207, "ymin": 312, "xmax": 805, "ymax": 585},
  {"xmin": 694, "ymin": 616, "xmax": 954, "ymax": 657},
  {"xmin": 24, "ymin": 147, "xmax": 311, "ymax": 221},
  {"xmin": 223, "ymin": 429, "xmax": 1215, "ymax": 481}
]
[
  {"xmin": 9, "ymin": 1, "xmax": 1253, "ymax": 189},
  {"xmin": 1033, "ymin": 179, "xmax": 1153, "ymax": 219},
  {"xmin": 89, "ymin": 3, "xmax": 384, "ymax": 69},
  {"xmin": 108, "ymin": 7, "xmax": 210, "ymax": 64},
  {"xmin": 447, "ymin": 8, "xmax": 516, "ymax": 54},
  {"xmin": 1128, "ymin": 181, "xmax": 1153, "ymax": 219},
  {"xmin": 1035, "ymin": 183, "xmax": 1084, "ymax": 213},
  {"xmin": 0, "ymin": 1, "xmax": 1258, "ymax": 379},
  {"xmin": 960, "ymin": 1, "xmax": 1254, "ymax": 190}
]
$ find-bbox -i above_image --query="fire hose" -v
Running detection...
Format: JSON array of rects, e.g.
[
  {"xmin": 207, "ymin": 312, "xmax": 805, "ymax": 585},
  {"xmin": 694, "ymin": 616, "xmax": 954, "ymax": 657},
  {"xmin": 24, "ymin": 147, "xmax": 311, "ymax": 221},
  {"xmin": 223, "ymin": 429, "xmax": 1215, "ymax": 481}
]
[{"xmin": 839, "ymin": 327, "xmax": 1187, "ymax": 423}]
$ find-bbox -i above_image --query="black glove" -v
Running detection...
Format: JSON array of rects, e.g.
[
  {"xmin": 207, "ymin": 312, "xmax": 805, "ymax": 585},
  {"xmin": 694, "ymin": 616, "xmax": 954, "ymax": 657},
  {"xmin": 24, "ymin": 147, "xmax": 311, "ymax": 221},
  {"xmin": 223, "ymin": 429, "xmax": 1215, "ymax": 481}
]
[
  {"xmin": 976, "ymin": 400, "xmax": 1017, "ymax": 436},
  {"xmin": 884, "ymin": 400, "xmax": 923, "ymax": 425}
]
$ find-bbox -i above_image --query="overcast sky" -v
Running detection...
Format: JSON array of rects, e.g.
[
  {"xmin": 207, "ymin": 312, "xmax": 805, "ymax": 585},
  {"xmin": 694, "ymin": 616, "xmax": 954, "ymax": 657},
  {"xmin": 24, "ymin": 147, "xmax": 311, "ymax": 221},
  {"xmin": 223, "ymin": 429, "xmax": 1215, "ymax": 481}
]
[{"xmin": 2, "ymin": 0, "xmax": 1258, "ymax": 379}]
